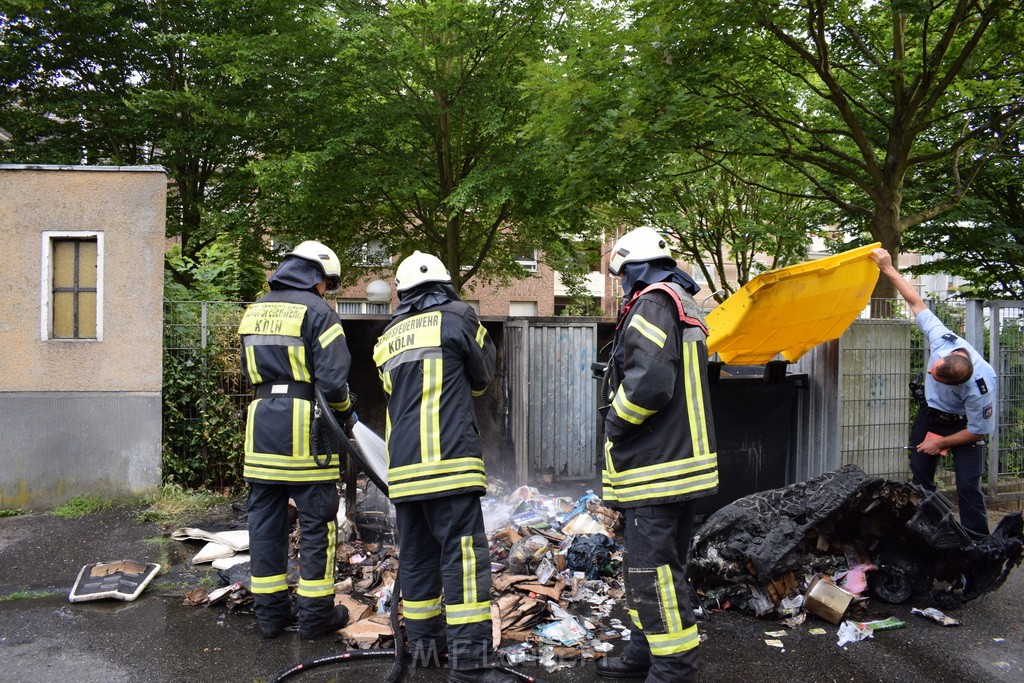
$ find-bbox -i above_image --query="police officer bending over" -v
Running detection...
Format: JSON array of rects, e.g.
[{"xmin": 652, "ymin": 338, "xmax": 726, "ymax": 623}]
[
  {"xmin": 870, "ymin": 247, "xmax": 997, "ymax": 536},
  {"xmin": 238, "ymin": 241, "xmax": 354, "ymax": 639},
  {"xmin": 373, "ymin": 252, "xmax": 516, "ymax": 682}
]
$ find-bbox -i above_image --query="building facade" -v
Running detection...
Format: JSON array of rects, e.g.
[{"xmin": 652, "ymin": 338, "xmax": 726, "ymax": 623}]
[{"xmin": 0, "ymin": 165, "xmax": 166, "ymax": 509}]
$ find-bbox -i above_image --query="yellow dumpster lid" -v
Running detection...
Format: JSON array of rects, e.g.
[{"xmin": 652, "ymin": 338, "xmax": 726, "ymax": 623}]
[{"xmin": 706, "ymin": 243, "xmax": 881, "ymax": 365}]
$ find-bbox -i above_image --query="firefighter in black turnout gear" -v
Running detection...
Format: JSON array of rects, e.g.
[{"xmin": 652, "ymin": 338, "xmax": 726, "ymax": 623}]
[
  {"xmin": 596, "ymin": 227, "xmax": 719, "ymax": 683},
  {"xmin": 238, "ymin": 241, "xmax": 353, "ymax": 640},
  {"xmin": 372, "ymin": 252, "xmax": 514, "ymax": 683}
]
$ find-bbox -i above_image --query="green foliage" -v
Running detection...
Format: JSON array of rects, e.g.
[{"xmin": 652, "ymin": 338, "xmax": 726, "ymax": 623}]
[
  {"xmin": 51, "ymin": 495, "xmax": 115, "ymax": 518},
  {"xmin": 903, "ymin": 132, "xmax": 1024, "ymax": 299},
  {"xmin": 0, "ymin": 0, "xmax": 328, "ymax": 294},
  {"xmin": 164, "ymin": 239, "xmax": 268, "ymax": 303},
  {"xmin": 0, "ymin": 509, "xmax": 25, "ymax": 518},
  {"xmin": 162, "ymin": 342, "xmax": 245, "ymax": 491},
  {"xmin": 522, "ymin": 3, "xmax": 834, "ymax": 299},
  {"xmin": 5, "ymin": 0, "xmax": 1023, "ymax": 304},
  {"xmin": 255, "ymin": 0, "xmax": 580, "ymax": 292},
  {"xmin": 545, "ymin": 236, "xmax": 606, "ymax": 316},
  {"xmin": 626, "ymin": 0, "xmax": 1024, "ymax": 287},
  {"xmin": 625, "ymin": 156, "xmax": 829, "ymax": 300}
]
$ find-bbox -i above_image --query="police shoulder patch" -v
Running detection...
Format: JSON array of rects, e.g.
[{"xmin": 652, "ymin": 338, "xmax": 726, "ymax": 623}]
[
  {"xmin": 984, "ymin": 405, "xmax": 993, "ymax": 420},
  {"xmin": 942, "ymin": 333, "xmax": 959, "ymax": 343},
  {"xmin": 976, "ymin": 378, "xmax": 989, "ymax": 394}
]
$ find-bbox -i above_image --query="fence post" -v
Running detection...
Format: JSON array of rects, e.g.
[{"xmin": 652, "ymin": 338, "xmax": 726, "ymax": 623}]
[
  {"xmin": 986, "ymin": 301, "xmax": 1001, "ymax": 497},
  {"xmin": 964, "ymin": 300, "xmax": 984, "ymax": 356},
  {"xmin": 201, "ymin": 302, "xmax": 208, "ymax": 350}
]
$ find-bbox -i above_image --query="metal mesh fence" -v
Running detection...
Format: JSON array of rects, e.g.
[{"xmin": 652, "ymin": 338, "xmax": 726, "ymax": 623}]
[
  {"xmin": 164, "ymin": 300, "xmax": 249, "ymax": 401},
  {"xmin": 993, "ymin": 303, "xmax": 1024, "ymax": 496},
  {"xmin": 839, "ymin": 309, "xmax": 917, "ymax": 481},
  {"xmin": 163, "ymin": 298, "xmax": 1024, "ymax": 499},
  {"xmin": 163, "ymin": 301, "xmax": 250, "ymax": 489},
  {"xmin": 839, "ymin": 298, "xmax": 1024, "ymax": 496}
]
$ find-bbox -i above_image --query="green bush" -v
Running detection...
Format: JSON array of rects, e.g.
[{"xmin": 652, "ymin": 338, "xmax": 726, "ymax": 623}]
[{"xmin": 162, "ymin": 345, "xmax": 245, "ymax": 490}]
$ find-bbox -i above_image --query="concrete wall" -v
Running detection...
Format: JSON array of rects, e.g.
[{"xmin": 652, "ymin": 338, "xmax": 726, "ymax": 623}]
[{"xmin": 0, "ymin": 165, "xmax": 166, "ymax": 508}]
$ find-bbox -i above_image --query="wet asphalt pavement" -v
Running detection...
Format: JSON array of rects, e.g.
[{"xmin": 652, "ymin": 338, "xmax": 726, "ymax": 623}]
[{"xmin": 0, "ymin": 503, "xmax": 1022, "ymax": 683}]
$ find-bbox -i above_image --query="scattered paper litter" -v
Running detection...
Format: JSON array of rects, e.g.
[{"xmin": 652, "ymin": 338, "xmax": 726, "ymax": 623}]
[
  {"xmin": 837, "ymin": 620, "xmax": 874, "ymax": 646},
  {"xmin": 911, "ymin": 607, "xmax": 960, "ymax": 627}
]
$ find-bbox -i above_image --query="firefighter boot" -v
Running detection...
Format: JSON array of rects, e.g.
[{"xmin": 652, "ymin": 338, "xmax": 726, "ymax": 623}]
[
  {"xmin": 298, "ymin": 605, "xmax": 349, "ymax": 641},
  {"xmin": 596, "ymin": 654, "xmax": 652, "ymax": 679}
]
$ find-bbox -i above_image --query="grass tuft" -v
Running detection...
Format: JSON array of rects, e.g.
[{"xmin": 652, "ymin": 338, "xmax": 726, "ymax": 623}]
[
  {"xmin": 0, "ymin": 590, "xmax": 60, "ymax": 601},
  {"xmin": 51, "ymin": 495, "xmax": 115, "ymax": 518},
  {"xmin": 136, "ymin": 484, "xmax": 234, "ymax": 525}
]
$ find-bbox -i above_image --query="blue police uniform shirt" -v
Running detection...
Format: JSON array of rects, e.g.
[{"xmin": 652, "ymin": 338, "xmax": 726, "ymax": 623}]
[{"xmin": 916, "ymin": 308, "xmax": 997, "ymax": 435}]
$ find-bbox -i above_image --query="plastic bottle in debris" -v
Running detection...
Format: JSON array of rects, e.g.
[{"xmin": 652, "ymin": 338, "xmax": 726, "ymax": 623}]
[{"xmin": 507, "ymin": 534, "xmax": 551, "ymax": 574}]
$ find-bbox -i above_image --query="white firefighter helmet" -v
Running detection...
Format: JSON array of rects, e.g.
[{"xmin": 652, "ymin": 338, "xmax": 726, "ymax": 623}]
[
  {"xmin": 289, "ymin": 240, "xmax": 341, "ymax": 289},
  {"xmin": 395, "ymin": 250, "xmax": 451, "ymax": 292},
  {"xmin": 608, "ymin": 227, "xmax": 675, "ymax": 276}
]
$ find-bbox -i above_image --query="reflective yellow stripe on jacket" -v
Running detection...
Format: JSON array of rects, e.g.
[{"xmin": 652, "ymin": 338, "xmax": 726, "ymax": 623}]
[
  {"xmin": 242, "ymin": 399, "xmax": 339, "ymax": 483},
  {"xmin": 603, "ymin": 334, "xmax": 718, "ymax": 504},
  {"xmin": 387, "ymin": 457, "xmax": 487, "ymax": 499}
]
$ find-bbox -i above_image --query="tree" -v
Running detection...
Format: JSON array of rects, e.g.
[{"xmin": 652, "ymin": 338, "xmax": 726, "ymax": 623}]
[
  {"xmin": 0, "ymin": 0, "xmax": 339, "ymax": 300},
  {"xmin": 255, "ymin": 0, "xmax": 586, "ymax": 292},
  {"xmin": 615, "ymin": 154, "xmax": 830, "ymax": 301},
  {"xmin": 904, "ymin": 134, "xmax": 1024, "ymax": 298},
  {"xmin": 639, "ymin": 0, "xmax": 1024, "ymax": 299},
  {"xmin": 521, "ymin": 2, "xmax": 829, "ymax": 298}
]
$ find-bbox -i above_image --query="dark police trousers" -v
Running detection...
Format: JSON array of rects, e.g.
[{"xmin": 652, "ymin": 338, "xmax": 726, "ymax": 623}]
[
  {"xmin": 247, "ymin": 482, "xmax": 339, "ymax": 632},
  {"xmin": 621, "ymin": 501, "xmax": 699, "ymax": 683},
  {"xmin": 396, "ymin": 493, "xmax": 493, "ymax": 670},
  {"xmin": 910, "ymin": 408, "xmax": 989, "ymax": 536}
]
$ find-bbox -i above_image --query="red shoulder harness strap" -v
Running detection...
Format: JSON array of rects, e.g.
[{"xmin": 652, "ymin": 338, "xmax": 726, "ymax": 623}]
[{"xmin": 617, "ymin": 282, "xmax": 708, "ymax": 334}]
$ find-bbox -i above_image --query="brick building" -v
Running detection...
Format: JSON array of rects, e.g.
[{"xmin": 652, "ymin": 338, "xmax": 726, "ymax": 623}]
[{"xmin": 333, "ymin": 244, "xmax": 624, "ymax": 319}]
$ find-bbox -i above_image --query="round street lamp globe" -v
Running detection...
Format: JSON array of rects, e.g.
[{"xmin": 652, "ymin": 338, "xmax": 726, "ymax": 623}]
[{"xmin": 366, "ymin": 279, "xmax": 392, "ymax": 304}]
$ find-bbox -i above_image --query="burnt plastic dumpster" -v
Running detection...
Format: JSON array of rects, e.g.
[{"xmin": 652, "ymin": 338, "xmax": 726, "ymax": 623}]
[{"xmin": 697, "ymin": 360, "xmax": 806, "ymax": 519}]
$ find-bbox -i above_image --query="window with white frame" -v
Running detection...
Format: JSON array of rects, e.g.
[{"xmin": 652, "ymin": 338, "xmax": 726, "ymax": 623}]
[
  {"xmin": 357, "ymin": 240, "xmax": 391, "ymax": 267},
  {"xmin": 509, "ymin": 301, "xmax": 538, "ymax": 316},
  {"xmin": 336, "ymin": 300, "xmax": 391, "ymax": 315},
  {"xmin": 42, "ymin": 232, "xmax": 102, "ymax": 340},
  {"xmin": 337, "ymin": 300, "xmax": 363, "ymax": 315},
  {"xmin": 690, "ymin": 262, "xmax": 712, "ymax": 287},
  {"xmin": 515, "ymin": 250, "xmax": 538, "ymax": 272}
]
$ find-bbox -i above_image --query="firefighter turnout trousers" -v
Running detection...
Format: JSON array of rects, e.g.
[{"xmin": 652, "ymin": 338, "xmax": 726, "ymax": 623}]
[
  {"xmin": 396, "ymin": 493, "xmax": 493, "ymax": 670},
  {"xmin": 247, "ymin": 482, "xmax": 339, "ymax": 633},
  {"xmin": 621, "ymin": 501, "xmax": 699, "ymax": 683}
]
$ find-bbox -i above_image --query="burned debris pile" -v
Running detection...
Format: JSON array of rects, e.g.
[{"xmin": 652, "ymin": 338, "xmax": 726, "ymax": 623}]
[
  {"xmin": 176, "ymin": 479, "xmax": 635, "ymax": 671},
  {"xmin": 481, "ymin": 483, "xmax": 628, "ymax": 666},
  {"xmin": 687, "ymin": 463, "xmax": 1024, "ymax": 624}
]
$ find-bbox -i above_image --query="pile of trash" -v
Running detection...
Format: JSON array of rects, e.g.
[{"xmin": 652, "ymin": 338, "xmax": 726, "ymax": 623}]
[
  {"xmin": 482, "ymin": 483, "xmax": 627, "ymax": 668},
  {"xmin": 687, "ymin": 464, "xmax": 1024, "ymax": 630},
  {"xmin": 174, "ymin": 478, "xmax": 633, "ymax": 670}
]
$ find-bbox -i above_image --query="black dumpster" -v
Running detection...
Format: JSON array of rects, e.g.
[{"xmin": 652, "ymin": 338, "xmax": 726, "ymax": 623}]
[{"xmin": 696, "ymin": 360, "xmax": 806, "ymax": 519}]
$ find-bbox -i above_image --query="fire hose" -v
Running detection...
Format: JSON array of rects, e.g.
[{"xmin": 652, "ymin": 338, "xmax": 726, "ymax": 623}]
[{"xmin": 269, "ymin": 387, "xmax": 545, "ymax": 683}]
